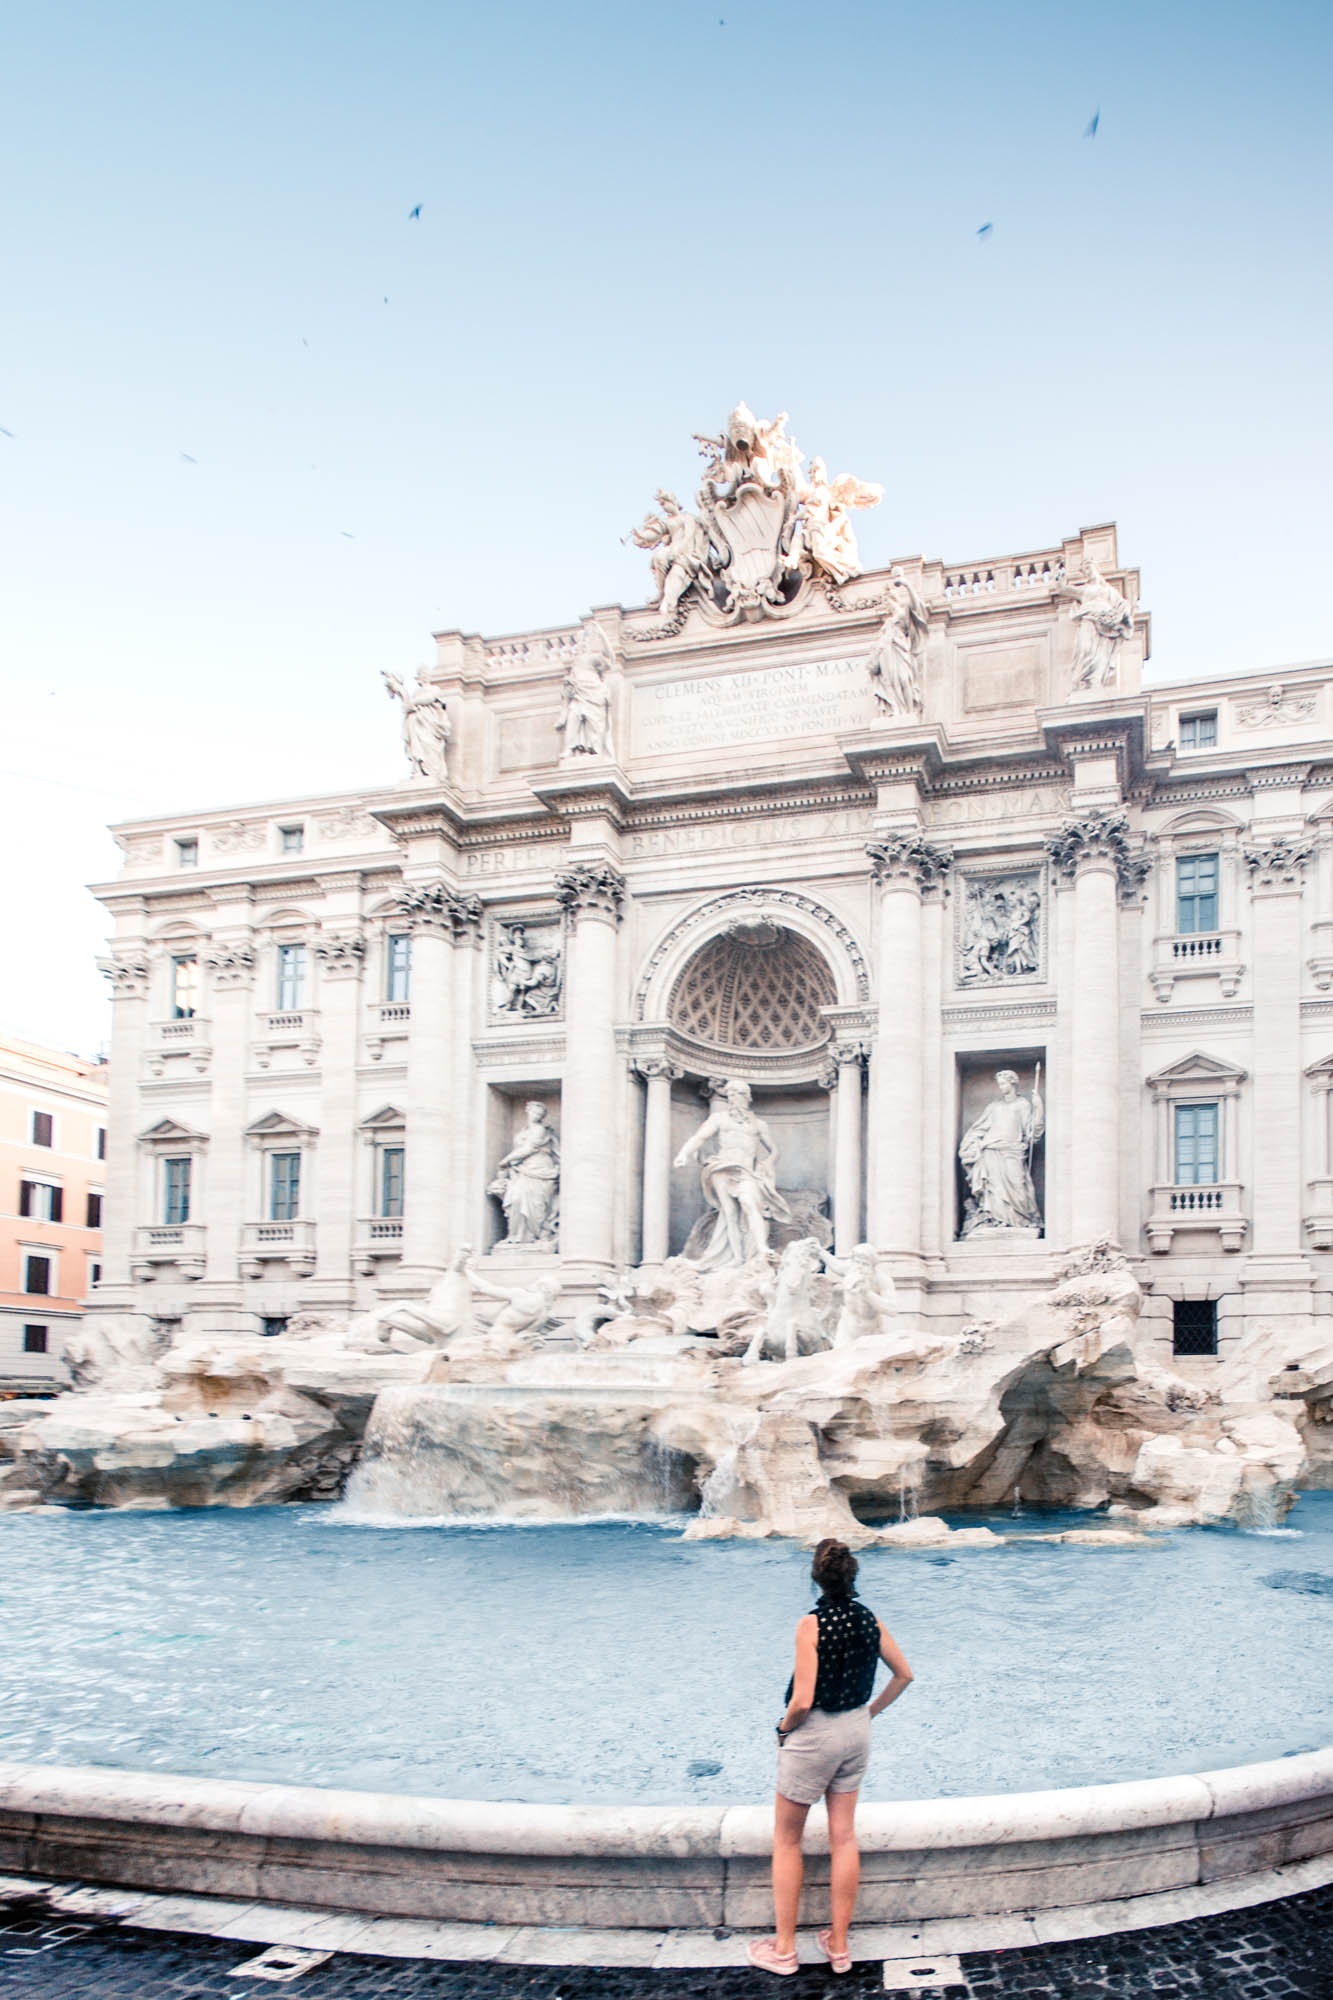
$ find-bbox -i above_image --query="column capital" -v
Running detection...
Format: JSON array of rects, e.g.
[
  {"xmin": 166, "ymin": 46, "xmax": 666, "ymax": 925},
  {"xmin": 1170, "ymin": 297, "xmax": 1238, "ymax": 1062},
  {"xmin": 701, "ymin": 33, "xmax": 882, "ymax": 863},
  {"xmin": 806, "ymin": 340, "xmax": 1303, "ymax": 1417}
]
[
  {"xmin": 313, "ymin": 931, "xmax": 367, "ymax": 978},
  {"xmin": 832, "ymin": 1040, "xmax": 870, "ymax": 1069},
  {"xmin": 1242, "ymin": 835, "xmax": 1314, "ymax": 895},
  {"xmin": 98, "ymin": 951, "xmax": 150, "ymax": 999},
  {"xmin": 866, "ymin": 833, "xmax": 952, "ymax": 894},
  {"xmin": 393, "ymin": 882, "xmax": 484, "ymax": 940},
  {"xmin": 634, "ymin": 1058, "xmax": 682, "ymax": 1083},
  {"xmin": 555, "ymin": 859, "xmax": 626, "ymax": 924},
  {"xmin": 201, "ymin": 942, "xmax": 256, "ymax": 989},
  {"xmin": 1046, "ymin": 807, "xmax": 1142, "ymax": 894}
]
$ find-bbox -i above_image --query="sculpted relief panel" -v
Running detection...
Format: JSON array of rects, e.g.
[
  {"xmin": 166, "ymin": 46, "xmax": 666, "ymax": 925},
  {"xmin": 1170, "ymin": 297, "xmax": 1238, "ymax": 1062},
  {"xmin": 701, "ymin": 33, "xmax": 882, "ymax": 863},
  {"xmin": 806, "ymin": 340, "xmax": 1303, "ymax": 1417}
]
[
  {"xmin": 956, "ymin": 871, "xmax": 1044, "ymax": 987},
  {"xmin": 491, "ymin": 918, "xmax": 563, "ymax": 1021}
]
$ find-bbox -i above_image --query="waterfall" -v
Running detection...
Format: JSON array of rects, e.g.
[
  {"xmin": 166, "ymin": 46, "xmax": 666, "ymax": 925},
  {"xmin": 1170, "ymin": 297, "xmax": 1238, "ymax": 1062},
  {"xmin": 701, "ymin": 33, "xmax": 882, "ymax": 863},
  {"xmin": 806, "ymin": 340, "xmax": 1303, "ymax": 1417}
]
[
  {"xmin": 1010, "ymin": 1484, "xmax": 1024, "ymax": 1518},
  {"xmin": 897, "ymin": 1470, "xmax": 919, "ymax": 1524}
]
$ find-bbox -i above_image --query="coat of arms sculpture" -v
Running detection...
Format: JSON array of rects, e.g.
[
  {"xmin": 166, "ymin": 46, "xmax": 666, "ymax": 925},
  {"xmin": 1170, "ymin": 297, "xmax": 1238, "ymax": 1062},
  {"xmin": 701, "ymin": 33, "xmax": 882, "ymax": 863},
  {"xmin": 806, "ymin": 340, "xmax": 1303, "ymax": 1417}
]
[{"xmin": 628, "ymin": 403, "xmax": 882, "ymax": 632}]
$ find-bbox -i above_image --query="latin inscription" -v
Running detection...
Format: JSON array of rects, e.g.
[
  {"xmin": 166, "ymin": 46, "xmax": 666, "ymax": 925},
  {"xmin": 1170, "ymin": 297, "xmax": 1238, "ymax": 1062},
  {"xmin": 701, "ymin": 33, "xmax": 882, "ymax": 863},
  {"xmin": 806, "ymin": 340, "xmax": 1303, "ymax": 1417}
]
[{"xmin": 632, "ymin": 657, "xmax": 875, "ymax": 757}]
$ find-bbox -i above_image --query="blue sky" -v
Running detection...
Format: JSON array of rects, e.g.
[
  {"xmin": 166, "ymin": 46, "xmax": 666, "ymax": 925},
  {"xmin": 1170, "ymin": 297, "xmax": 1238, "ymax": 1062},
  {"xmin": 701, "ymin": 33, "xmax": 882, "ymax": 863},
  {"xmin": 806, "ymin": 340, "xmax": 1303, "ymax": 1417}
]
[{"xmin": 3, "ymin": 0, "xmax": 1331, "ymax": 1051}]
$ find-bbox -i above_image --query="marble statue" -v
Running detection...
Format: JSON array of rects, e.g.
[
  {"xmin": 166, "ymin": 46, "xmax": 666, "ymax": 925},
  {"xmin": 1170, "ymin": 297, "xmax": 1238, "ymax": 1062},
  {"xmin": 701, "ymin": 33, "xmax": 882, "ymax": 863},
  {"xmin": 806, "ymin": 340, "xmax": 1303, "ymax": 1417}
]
[
  {"xmin": 673, "ymin": 1079, "xmax": 791, "ymax": 1269},
  {"xmin": 823, "ymin": 1244, "xmax": 899, "ymax": 1346},
  {"xmin": 348, "ymin": 1246, "xmax": 476, "ymax": 1350},
  {"xmin": 627, "ymin": 491, "xmax": 710, "ymax": 622},
  {"xmin": 557, "ymin": 625, "xmax": 616, "ymax": 760},
  {"xmin": 1056, "ymin": 560, "xmax": 1135, "ymax": 689},
  {"xmin": 796, "ymin": 458, "xmax": 884, "ymax": 586},
  {"xmin": 741, "ymin": 1236, "xmax": 827, "ymax": 1365},
  {"xmin": 494, "ymin": 923, "xmax": 562, "ymax": 1018},
  {"xmin": 470, "ymin": 1269, "xmax": 562, "ymax": 1342},
  {"xmin": 959, "ymin": 1069, "xmax": 1045, "ymax": 1236},
  {"xmin": 868, "ymin": 568, "xmax": 928, "ymax": 716},
  {"xmin": 488, "ymin": 1102, "xmax": 560, "ymax": 1246},
  {"xmin": 959, "ymin": 876, "xmax": 1042, "ymax": 984},
  {"xmin": 383, "ymin": 671, "xmax": 451, "ymax": 783}
]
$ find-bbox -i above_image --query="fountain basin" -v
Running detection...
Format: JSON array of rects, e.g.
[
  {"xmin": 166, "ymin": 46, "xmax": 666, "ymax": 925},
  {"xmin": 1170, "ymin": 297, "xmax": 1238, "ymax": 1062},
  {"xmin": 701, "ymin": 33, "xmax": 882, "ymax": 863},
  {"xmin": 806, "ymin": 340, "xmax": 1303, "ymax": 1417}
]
[{"xmin": 1, "ymin": 1751, "xmax": 1330, "ymax": 1929}]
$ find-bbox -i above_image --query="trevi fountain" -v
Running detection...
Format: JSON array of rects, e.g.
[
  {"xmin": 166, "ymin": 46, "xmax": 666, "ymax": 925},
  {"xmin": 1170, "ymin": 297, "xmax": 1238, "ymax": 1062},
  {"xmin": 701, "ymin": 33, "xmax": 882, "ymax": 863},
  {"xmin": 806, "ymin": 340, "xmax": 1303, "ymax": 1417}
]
[{"xmin": 2, "ymin": 408, "xmax": 1332, "ymax": 1919}]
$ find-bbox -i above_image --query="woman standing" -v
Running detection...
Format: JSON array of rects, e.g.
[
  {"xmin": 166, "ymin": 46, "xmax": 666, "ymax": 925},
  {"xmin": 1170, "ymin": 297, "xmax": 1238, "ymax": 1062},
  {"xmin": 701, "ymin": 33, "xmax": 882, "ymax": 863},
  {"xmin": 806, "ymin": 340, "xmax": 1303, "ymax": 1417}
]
[{"xmin": 748, "ymin": 1538, "xmax": 914, "ymax": 1977}]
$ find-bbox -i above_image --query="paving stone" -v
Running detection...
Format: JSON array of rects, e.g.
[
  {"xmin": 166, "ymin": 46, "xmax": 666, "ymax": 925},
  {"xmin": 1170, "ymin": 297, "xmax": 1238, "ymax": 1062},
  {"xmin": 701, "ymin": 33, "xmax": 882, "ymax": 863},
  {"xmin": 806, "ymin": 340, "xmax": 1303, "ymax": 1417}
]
[{"xmin": 0, "ymin": 1879, "xmax": 1329, "ymax": 1997}]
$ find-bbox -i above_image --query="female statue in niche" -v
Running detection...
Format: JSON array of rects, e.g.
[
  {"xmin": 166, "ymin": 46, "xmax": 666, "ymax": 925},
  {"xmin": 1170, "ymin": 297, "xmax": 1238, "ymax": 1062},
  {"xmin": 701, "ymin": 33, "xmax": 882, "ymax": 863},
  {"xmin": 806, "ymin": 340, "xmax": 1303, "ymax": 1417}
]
[
  {"xmin": 673, "ymin": 1078, "xmax": 791, "ymax": 1269},
  {"xmin": 488, "ymin": 1102, "xmax": 560, "ymax": 1246},
  {"xmin": 958, "ymin": 1068, "xmax": 1044, "ymax": 1236}
]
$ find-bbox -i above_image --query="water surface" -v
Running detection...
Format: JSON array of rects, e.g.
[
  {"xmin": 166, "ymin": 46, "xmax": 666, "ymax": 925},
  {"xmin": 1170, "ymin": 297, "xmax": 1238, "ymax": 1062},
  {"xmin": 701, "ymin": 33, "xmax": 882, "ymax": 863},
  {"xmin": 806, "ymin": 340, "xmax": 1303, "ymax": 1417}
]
[{"xmin": 3, "ymin": 1496, "xmax": 1330, "ymax": 1804}]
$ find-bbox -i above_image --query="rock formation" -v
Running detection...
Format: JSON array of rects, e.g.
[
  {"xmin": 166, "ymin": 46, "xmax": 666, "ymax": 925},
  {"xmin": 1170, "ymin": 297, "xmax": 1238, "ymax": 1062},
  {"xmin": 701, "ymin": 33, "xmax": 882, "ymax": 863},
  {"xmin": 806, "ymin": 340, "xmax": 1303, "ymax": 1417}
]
[{"xmin": 0, "ymin": 1247, "xmax": 1327, "ymax": 1538}]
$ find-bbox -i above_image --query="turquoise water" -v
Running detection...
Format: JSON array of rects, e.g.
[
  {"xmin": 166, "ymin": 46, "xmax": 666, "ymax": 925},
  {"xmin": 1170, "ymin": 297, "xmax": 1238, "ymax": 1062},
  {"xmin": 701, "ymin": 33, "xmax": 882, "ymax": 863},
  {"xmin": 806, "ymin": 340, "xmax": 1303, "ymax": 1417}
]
[{"xmin": 3, "ymin": 1495, "xmax": 1331, "ymax": 1805}]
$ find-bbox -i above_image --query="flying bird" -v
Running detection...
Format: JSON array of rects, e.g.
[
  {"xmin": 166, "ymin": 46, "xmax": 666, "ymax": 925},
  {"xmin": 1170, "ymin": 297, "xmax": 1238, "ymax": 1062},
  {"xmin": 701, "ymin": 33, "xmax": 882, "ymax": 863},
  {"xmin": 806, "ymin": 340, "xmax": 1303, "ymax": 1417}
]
[
  {"xmin": 179, "ymin": 452, "xmax": 197, "ymax": 464},
  {"xmin": 976, "ymin": 222, "xmax": 993, "ymax": 239},
  {"xmin": 340, "ymin": 531, "xmax": 356, "ymax": 539},
  {"xmin": 1085, "ymin": 109, "xmax": 1100, "ymax": 138},
  {"xmin": 0, "ymin": 426, "xmax": 13, "ymax": 439},
  {"xmin": 408, "ymin": 204, "xmax": 422, "ymax": 220}
]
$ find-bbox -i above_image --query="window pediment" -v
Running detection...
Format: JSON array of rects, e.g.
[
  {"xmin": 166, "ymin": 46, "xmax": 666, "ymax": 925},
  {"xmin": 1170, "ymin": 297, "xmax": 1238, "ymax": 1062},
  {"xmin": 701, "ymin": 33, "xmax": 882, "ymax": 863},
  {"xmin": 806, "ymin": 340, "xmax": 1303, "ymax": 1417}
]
[
  {"xmin": 139, "ymin": 1117, "xmax": 209, "ymax": 1146},
  {"xmin": 1147, "ymin": 1051, "xmax": 1247, "ymax": 1095},
  {"xmin": 359, "ymin": 1104, "xmax": 405, "ymax": 1131},
  {"xmin": 245, "ymin": 1110, "xmax": 318, "ymax": 1140}
]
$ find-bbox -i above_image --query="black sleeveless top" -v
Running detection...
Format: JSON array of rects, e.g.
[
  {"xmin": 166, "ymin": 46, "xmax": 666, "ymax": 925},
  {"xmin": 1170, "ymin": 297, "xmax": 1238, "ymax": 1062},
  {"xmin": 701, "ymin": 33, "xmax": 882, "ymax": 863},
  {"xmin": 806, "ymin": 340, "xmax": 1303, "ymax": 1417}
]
[{"xmin": 784, "ymin": 1595, "xmax": 880, "ymax": 1713}]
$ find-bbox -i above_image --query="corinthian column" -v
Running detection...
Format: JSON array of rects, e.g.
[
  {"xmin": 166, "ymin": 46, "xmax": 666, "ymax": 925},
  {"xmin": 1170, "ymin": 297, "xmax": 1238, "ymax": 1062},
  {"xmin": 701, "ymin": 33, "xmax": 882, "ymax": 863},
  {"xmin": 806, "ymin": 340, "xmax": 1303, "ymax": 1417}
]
[
  {"xmin": 96, "ymin": 947, "xmax": 151, "ymax": 1295},
  {"xmin": 1244, "ymin": 835, "xmax": 1313, "ymax": 1258},
  {"xmin": 555, "ymin": 860, "xmax": 625, "ymax": 1271},
  {"xmin": 394, "ymin": 882, "xmax": 482, "ymax": 1289},
  {"xmin": 308, "ymin": 923, "xmax": 366, "ymax": 1308},
  {"xmin": 635, "ymin": 1059, "xmax": 681, "ymax": 1265},
  {"xmin": 865, "ymin": 834, "xmax": 951, "ymax": 1254},
  {"xmin": 829, "ymin": 1046, "xmax": 867, "ymax": 1253},
  {"xmin": 1047, "ymin": 810, "xmax": 1128, "ymax": 1246}
]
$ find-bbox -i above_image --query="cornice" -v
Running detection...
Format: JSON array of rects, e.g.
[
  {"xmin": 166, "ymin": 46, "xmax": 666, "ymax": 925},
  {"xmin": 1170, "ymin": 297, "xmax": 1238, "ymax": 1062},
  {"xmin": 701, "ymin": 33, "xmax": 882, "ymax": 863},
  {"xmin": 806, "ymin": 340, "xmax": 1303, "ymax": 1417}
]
[
  {"xmin": 1140, "ymin": 1004, "xmax": 1253, "ymax": 1033},
  {"xmin": 941, "ymin": 997, "xmax": 1057, "ymax": 1030}
]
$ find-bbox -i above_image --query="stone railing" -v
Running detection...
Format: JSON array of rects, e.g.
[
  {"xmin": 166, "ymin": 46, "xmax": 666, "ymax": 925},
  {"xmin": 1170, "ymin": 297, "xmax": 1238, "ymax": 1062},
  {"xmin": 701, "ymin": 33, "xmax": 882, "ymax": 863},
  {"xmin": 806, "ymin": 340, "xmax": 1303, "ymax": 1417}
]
[
  {"xmin": 354, "ymin": 1216, "xmax": 404, "ymax": 1275},
  {"xmin": 130, "ymin": 1224, "xmax": 206, "ymax": 1281},
  {"xmin": 941, "ymin": 553, "xmax": 1066, "ymax": 601},
  {"xmin": 485, "ymin": 630, "xmax": 581, "ymax": 672},
  {"xmin": 1145, "ymin": 1182, "xmax": 1247, "ymax": 1254},
  {"xmin": 146, "ymin": 1018, "xmax": 212, "ymax": 1077},
  {"xmin": 1149, "ymin": 930, "xmax": 1244, "ymax": 1003},
  {"xmin": 239, "ymin": 1220, "xmax": 316, "ymax": 1278},
  {"xmin": 254, "ymin": 1012, "xmax": 321, "ymax": 1071},
  {"xmin": 0, "ymin": 1749, "xmax": 1329, "ymax": 1931}
]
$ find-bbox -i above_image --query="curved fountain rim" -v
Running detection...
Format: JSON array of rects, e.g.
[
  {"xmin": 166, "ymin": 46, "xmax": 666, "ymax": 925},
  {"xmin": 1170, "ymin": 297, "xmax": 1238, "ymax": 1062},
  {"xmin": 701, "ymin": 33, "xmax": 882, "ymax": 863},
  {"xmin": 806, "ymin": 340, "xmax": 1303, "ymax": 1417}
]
[{"xmin": 3, "ymin": 1746, "xmax": 1330, "ymax": 1855}]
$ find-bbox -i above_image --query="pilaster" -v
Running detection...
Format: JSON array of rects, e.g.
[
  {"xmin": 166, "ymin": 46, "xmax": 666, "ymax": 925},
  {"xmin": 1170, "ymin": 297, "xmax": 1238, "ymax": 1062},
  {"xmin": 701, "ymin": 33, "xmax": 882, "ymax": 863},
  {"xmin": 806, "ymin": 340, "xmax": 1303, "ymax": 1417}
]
[
  {"xmin": 95, "ymin": 937, "xmax": 151, "ymax": 1298},
  {"xmin": 200, "ymin": 890, "xmax": 256, "ymax": 1312},
  {"xmin": 555, "ymin": 860, "xmax": 625, "ymax": 1276},
  {"xmin": 305, "ymin": 878, "xmax": 367, "ymax": 1311},
  {"xmin": 1243, "ymin": 834, "xmax": 1314, "ymax": 1308}
]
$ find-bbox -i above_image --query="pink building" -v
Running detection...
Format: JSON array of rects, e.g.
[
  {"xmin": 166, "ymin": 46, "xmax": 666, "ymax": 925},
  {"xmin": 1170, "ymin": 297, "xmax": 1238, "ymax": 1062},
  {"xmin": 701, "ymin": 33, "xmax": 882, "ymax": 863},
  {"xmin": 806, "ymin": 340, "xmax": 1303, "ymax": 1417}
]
[{"xmin": 0, "ymin": 1034, "xmax": 107, "ymax": 1385}]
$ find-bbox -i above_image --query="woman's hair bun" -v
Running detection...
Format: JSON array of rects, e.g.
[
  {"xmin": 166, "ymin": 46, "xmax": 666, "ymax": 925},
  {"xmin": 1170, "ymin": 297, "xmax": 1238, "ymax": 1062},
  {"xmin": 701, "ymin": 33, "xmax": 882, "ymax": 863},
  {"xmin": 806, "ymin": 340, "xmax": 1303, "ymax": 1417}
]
[{"xmin": 811, "ymin": 1537, "xmax": 858, "ymax": 1598}]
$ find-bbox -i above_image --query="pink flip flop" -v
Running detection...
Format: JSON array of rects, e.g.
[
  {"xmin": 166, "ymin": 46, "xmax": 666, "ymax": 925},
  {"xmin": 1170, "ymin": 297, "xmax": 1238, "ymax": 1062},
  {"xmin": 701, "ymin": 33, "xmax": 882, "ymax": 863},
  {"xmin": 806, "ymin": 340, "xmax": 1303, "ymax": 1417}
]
[
  {"xmin": 818, "ymin": 1927, "xmax": 852, "ymax": 1974},
  {"xmin": 747, "ymin": 1937, "xmax": 800, "ymax": 1976}
]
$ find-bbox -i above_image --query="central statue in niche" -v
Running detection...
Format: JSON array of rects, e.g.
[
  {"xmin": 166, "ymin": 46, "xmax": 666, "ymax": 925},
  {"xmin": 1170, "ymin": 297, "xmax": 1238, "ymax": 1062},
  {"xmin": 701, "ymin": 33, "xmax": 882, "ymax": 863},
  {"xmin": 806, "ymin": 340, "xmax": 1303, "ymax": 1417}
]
[{"xmin": 673, "ymin": 1079, "xmax": 791, "ymax": 1269}]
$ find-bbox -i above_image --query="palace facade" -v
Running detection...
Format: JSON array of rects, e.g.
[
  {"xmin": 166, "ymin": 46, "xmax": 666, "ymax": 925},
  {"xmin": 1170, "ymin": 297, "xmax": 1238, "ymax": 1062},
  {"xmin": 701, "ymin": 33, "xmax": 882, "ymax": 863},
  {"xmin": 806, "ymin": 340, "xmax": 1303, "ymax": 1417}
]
[{"xmin": 91, "ymin": 497, "xmax": 1333, "ymax": 1365}]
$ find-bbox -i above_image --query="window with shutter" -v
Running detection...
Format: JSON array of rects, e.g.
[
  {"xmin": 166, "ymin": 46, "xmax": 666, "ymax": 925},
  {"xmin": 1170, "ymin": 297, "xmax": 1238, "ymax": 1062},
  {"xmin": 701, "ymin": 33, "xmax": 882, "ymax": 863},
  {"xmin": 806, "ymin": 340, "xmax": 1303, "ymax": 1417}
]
[
  {"xmin": 49, "ymin": 1186, "xmax": 63, "ymax": 1223},
  {"xmin": 24, "ymin": 1256, "xmax": 51, "ymax": 1296},
  {"xmin": 86, "ymin": 1192, "xmax": 103, "ymax": 1229},
  {"xmin": 19, "ymin": 1179, "xmax": 34, "ymax": 1218}
]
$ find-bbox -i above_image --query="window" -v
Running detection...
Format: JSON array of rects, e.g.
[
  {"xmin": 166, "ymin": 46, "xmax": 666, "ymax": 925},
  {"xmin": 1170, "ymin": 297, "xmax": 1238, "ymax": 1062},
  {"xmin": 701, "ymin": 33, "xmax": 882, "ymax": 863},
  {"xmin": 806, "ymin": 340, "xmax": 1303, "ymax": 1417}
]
[
  {"xmin": 379, "ymin": 1146, "xmax": 405, "ymax": 1218},
  {"xmin": 176, "ymin": 837, "xmax": 198, "ymax": 868},
  {"xmin": 22, "ymin": 1326, "xmax": 48, "ymax": 1355},
  {"xmin": 88, "ymin": 1261, "xmax": 102, "ymax": 1288},
  {"xmin": 31, "ymin": 1111, "xmax": 53, "ymax": 1148},
  {"xmin": 276, "ymin": 943, "xmax": 307, "ymax": 1011},
  {"xmin": 163, "ymin": 1156, "xmax": 192, "ymax": 1225},
  {"xmin": 171, "ymin": 954, "xmax": 199, "ymax": 1018},
  {"xmin": 1176, "ymin": 853, "xmax": 1219, "ymax": 934},
  {"xmin": 1174, "ymin": 1102, "xmax": 1219, "ymax": 1186},
  {"xmin": 279, "ymin": 825, "xmax": 304, "ymax": 853},
  {"xmin": 385, "ymin": 933, "xmax": 412, "ymax": 1003},
  {"xmin": 1173, "ymin": 1299, "xmax": 1218, "ymax": 1357},
  {"xmin": 23, "ymin": 1254, "xmax": 52, "ymax": 1296},
  {"xmin": 19, "ymin": 1180, "xmax": 62, "ymax": 1222},
  {"xmin": 86, "ymin": 1191, "xmax": 103, "ymax": 1229},
  {"xmin": 261, "ymin": 1317, "xmax": 288, "ymax": 1338},
  {"xmin": 96, "ymin": 1127, "xmax": 107, "ymax": 1160},
  {"xmin": 270, "ymin": 1151, "xmax": 301, "ymax": 1221},
  {"xmin": 1179, "ymin": 712, "xmax": 1218, "ymax": 751}
]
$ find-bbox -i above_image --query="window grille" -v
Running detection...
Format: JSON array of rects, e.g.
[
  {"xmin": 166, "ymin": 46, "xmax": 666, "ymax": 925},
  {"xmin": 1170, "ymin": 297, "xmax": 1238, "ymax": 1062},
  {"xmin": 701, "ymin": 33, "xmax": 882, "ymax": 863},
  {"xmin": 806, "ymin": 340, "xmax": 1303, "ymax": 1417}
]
[
  {"xmin": 1173, "ymin": 1299, "xmax": 1218, "ymax": 1356},
  {"xmin": 176, "ymin": 838, "xmax": 198, "ymax": 867},
  {"xmin": 261, "ymin": 1317, "xmax": 288, "ymax": 1338}
]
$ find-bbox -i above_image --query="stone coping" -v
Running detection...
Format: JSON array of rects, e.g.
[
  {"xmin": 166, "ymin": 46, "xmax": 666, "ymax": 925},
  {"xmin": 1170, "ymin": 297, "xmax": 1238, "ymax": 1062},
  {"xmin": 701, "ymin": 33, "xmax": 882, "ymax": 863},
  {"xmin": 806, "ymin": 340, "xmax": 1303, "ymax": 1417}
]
[{"xmin": 1, "ymin": 1750, "xmax": 1330, "ymax": 1932}]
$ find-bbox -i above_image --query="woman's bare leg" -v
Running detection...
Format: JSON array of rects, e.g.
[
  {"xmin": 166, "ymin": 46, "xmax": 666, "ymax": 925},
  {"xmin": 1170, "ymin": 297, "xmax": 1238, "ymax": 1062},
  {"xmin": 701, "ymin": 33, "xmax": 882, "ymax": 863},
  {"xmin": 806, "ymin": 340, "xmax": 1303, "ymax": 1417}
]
[
  {"xmin": 772, "ymin": 1792, "xmax": 810, "ymax": 1955},
  {"xmin": 825, "ymin": 1788, "xmax": 860, "ymax": 1954}
]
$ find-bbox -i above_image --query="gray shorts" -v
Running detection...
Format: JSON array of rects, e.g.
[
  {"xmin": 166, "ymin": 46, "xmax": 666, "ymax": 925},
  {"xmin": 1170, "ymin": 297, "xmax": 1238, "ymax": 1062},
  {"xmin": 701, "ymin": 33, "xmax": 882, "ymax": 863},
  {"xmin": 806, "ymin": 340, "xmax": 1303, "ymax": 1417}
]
[{"xmin": 776, "ymin": 1704, "xmax": 871, "ymax": 1805}]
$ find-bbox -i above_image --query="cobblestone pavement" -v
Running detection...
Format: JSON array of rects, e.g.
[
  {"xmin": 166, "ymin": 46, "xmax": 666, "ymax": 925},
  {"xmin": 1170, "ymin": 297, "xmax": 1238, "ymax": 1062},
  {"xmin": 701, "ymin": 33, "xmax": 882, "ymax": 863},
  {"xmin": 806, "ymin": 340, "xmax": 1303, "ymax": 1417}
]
[{"xmin": 0, "ymin": 1883, "xmax": 1330, "ymax": 1998}]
